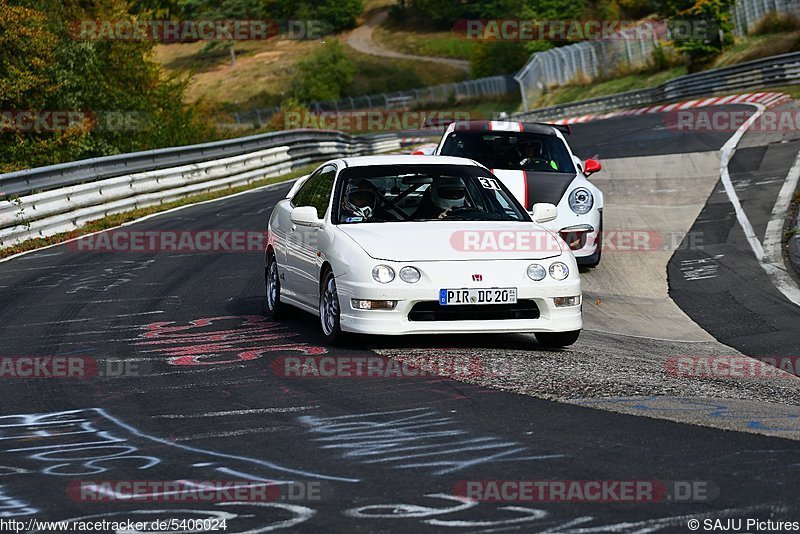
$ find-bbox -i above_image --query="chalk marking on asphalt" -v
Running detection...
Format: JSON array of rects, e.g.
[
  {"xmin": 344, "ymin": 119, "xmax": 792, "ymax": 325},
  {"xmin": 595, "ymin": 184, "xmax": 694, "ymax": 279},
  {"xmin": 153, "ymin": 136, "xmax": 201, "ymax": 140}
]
[
  {"xmin": 719, "ymin": 103, "xmax": 800, "ymax": 307},
  {"xmin": 174, "ymin": 427, "xmax": 293, "ymax": 441},
  {"xmin": 153, "ymin": 407, "xmax": 320, "ymax": 418},
  {"xmin": 90, "ymin": 407, "xmax": 361, "ymax": 483},
  {"xmin": 0, "ymin": 310, "xmax": 164, "ymax": 328},
  {"xmin": 0, "ymin": 177, "xmax": 301, "ymax": 264}
]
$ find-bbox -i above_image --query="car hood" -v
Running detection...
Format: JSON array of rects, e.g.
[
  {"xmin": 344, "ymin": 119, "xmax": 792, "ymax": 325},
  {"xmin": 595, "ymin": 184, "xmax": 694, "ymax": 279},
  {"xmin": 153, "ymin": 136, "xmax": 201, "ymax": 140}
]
[
  {"xmin": 492, "ymin": 169, "xmax": 577, "ymax": 207},
  {"xmin": 338, "ymin": 222, "xmax": 563, "ymax": 261}
]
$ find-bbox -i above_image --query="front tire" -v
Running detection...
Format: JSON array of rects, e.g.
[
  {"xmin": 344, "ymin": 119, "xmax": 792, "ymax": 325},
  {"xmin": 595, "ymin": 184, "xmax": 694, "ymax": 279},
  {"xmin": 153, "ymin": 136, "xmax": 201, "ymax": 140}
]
[
  {"xmin": 535, "ymin": 330, "xmax": 580, "ymax": 348},
  {"xmin": 319, "ymin": 268, "xmax": 346, "ymax": 345},
  {"xmin": 264, "ymin": 251, "xmax": 285, "ymax": 319}
]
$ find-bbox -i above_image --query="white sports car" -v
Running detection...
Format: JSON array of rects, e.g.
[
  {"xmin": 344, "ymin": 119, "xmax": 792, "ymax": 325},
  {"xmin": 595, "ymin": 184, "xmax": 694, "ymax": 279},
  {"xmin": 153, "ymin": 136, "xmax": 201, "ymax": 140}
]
[
  {"xmin": 432, "ymin": 121, "xmax": 604, "ymax": 267},
  {"xmin": 264, "ymin": 155, "xmax": 582, "ymax": 347}
]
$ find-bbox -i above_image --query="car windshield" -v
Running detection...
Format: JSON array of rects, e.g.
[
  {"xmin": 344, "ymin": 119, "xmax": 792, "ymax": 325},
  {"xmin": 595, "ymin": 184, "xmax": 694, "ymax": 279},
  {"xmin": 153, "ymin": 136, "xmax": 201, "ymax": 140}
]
[
  {"xmin": 335, "ymin": 164, "xmax": 529, "ymax": 224},
  {"xmin": 439, "ymin": 131, "xmax": 576, "ymax": 173}
]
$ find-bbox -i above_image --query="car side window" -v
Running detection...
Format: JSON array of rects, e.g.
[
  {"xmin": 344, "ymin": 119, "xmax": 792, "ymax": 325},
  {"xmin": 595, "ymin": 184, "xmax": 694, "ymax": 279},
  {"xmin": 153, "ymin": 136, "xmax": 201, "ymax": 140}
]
[
  {"xmin": 308, "ymin": 166, "xmax": 336, "ymax": 217},
  {"xmin": 291, "ymin": 168, "xmax": 325, "ymax": 208}
]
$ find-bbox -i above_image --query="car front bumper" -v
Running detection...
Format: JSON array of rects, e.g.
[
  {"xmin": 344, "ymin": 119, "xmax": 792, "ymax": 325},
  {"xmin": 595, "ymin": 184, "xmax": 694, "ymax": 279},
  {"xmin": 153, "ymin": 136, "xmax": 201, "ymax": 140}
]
[{"xmin": 335, "ymin": 260, "xmax": 582, "ymax": 336}]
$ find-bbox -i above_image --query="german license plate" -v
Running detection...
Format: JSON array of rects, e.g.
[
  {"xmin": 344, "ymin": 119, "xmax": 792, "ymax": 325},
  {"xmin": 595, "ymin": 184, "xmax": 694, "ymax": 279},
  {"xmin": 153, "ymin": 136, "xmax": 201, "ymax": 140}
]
[{"xmin": 438, "ymin": 288, "xmax": 517, "ymax": 306}]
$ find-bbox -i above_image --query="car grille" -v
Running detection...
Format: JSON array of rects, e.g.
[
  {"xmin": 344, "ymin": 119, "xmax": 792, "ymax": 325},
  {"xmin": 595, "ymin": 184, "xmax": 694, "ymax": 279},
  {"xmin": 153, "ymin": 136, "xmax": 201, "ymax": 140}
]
[{"xmin": 408, "ymin": 300, "xmax": 540, "ymax": 322}]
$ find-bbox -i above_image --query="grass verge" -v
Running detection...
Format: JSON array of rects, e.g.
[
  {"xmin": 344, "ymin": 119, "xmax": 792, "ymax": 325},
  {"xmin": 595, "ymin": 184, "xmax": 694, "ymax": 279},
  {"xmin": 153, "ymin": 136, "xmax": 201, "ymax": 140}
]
[
  {"xmin": 372, "ymin": 26, "xmax": 477, "ymax": 60},
  {"xmin": 533, "ymin": 67, "xmax": 687, "ymax": 109},
  {"xmin": 0, "ymin": 164, "xmax": 317, "ymax": 261}
]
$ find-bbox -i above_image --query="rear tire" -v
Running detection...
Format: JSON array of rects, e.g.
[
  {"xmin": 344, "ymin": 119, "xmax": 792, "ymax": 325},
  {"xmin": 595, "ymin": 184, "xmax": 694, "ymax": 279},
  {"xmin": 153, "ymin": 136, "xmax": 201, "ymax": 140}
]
[
  {"xmin": 264, "ymin": 251, "xmax": 285, "ymax": 319},
  {"xmin": 535, "ymin": 330, "xmax": 580, "ymax": 348},
  {"xmin": 319, "ymin": 268, "xmax": 346, "ymax": 345}
]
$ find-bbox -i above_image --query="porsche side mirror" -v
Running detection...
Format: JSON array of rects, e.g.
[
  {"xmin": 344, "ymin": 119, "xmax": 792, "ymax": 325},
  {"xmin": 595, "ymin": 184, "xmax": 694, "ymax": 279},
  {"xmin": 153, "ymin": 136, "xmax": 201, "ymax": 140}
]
[
  {"xmin": 530, "ymin": 203, "xmax": 558, "ymax": 224},
  {"xmin": 584, "ymin": 159, "xmax": 601, "ymax": 176},
  {"xmin": 291, "ymin": 206, "xmax": 323, "ymax": 227}
]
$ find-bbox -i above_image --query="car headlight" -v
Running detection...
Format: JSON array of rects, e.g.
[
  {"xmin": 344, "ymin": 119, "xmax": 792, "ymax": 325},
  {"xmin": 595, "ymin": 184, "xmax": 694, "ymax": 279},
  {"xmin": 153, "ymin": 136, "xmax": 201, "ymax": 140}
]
[
  {"xmin": 549, "ymin": 262, "xmax": 569, "ymax": 280},
  {"xmin": 527, "ymin": 264, "xmax": 546, "ymax": 281},
  {"xmin": 569, "ymin": 188, "xmax": 593, "ymax": 215},
  {"xmin": 399, "ymin": 266, "xmax": 421, "ymax": 283},
  {"xmin": 372, "ymin": 265, "xmax": 395, "ymax": 283}
]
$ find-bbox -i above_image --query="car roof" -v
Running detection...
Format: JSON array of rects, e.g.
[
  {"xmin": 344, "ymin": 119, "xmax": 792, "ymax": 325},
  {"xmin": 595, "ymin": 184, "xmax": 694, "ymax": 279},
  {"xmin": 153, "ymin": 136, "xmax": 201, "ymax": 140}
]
[
  {"xmin": 339, "ymin": 155, "xmax": 481, "ymax": 167},
  {"xmin": 445, "ymin": 120, "xmax": 570, "ymax": 136}
]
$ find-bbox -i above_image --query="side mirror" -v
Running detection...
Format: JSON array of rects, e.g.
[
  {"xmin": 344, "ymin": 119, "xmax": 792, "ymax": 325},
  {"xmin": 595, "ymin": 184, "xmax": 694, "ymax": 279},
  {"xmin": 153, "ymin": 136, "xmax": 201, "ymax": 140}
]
[
  {"xmin": 291, "ymin": 206, "xmax": 322, "ymax": 227},
  {"xmin": 584, "ymin": 159, "xmax": 601, "ymax": 176},
  {"xmin": 530, "ymin": 203, "xmax": 558, "ymax": 224}
]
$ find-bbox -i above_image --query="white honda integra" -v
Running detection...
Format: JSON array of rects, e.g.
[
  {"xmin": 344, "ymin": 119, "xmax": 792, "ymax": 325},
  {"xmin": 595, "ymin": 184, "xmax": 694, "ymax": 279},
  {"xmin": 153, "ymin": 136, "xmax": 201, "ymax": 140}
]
[
  {"xmin": 264, "ymin": 155, "xmax": 582, "ymax": 347},
  {"xmin": 432, "ymin": 121, "xmax": 604, "ymax": 267}
]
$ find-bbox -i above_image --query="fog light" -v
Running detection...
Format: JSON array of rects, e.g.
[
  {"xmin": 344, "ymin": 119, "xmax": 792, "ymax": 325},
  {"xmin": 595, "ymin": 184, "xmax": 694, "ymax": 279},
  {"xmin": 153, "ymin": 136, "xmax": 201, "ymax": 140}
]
[
  {"xmin": 554, "ymin": 296, "xmax": 581, "ymax": 307},
  {"xmin": 559, "ymin": 225, "xmax": 593, "ymax": 251},
  {"xmin": 351, "ymin": 299, "xmax": 397, "ymax": 310}
]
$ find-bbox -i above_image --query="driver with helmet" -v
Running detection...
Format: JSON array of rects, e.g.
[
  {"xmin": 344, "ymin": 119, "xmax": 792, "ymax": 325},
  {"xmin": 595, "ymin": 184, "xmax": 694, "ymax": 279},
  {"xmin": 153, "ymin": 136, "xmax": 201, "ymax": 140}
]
[
  {"xmin": 341, "ymin": 180, "xmax": 379, "ymax": 222},
  {"xmin": 412, "ymin": 176, "xmax": 467, "ymax": 219},
  {"xmin": 519, "ymin": 140, "xmax": 558, "ymax": 170}
]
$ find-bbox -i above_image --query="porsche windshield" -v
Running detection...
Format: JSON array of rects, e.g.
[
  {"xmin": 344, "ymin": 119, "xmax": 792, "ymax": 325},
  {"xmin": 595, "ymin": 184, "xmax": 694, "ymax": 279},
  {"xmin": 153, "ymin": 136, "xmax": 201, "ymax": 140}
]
[
  {"xmin": 336, "ymin": 164, "xmax": 529, "ymax": 223},
  {"xmin": 440, "ymin": 131, "xmax": 576, "ymax": 173}
]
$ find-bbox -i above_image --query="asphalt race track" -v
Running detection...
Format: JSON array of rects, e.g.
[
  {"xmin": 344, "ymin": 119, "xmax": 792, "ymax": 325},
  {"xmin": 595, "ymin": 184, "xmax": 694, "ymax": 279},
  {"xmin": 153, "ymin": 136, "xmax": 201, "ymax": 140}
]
[{"xmin": 1, "ymin": 103, "xmax": 799, "ymax": 532}]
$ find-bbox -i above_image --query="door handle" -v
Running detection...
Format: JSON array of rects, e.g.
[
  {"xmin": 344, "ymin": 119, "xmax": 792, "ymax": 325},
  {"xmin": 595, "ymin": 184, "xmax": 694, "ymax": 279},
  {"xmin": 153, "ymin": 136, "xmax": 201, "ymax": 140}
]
[{"xmin": 291, "ymin": 224, "xmax": 297, "ymax": 231}]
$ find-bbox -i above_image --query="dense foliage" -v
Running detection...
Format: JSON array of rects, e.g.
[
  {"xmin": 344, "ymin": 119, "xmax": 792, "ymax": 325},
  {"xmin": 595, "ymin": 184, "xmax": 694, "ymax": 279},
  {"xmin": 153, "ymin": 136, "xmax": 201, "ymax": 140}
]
[{"xmin": 0, "ymin": 0, "xmax": 210, "ymax": 173}]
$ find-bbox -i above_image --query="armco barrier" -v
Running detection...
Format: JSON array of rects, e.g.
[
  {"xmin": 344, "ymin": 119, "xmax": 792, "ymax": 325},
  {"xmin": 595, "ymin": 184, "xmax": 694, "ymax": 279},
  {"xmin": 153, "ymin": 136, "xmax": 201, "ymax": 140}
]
[
  {"xmin": 0, "ymin": 131, "xmax": 402, "ymax": 248},
  {"xmin": 515, "ymin": 51, "xmax": 800, "ymax": 121}
]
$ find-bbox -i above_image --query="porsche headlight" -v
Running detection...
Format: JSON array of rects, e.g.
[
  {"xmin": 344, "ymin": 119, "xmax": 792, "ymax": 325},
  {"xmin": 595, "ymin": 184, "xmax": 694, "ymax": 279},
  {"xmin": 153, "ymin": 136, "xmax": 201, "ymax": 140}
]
[
  {"xmin": 569, "ymin": 188, "xmax": 593, "ymax": 215},
  {"xmin": 527, "ymin": 264, "xmax": 546, "ymax": 281},
  {"xmin": 372, "ymin": 265, "xmax": 395, "ymax": 283},
  {"xmin": 549, "ymin": 262, "xmax": 569, "ymax": 280}
]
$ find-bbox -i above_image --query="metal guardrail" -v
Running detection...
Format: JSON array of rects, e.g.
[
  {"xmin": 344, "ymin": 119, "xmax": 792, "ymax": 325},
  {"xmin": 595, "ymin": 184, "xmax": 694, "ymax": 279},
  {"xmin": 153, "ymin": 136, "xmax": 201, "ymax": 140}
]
[
  {"xmin": 0, "ymin": 131, "xmax": 403, "ymax": 247},
  {"xmin": 514, "ymin": 51, "xmax": 800, "ymax": 121}
]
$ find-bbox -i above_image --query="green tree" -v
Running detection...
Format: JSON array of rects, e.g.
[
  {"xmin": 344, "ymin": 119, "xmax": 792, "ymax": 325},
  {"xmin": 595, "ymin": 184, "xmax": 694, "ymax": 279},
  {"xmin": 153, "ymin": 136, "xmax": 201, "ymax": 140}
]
[
  {"xmin": 667, "ymin": 0, "xmax": 733, "ymax": 69},
  {"xmin": 470, "ymin": 41, "xmax": 532, "ymax": 77},
  {"xmin": 291, "ymin": 40, "xmax": 354, "ymax": 102},
  {"xmin": 265, "ymin": 0, "xmax": 362, "ymax": 32},
  {"xmin": 0, "ymin": 0, "xmax": 211, "ymax": 173}
]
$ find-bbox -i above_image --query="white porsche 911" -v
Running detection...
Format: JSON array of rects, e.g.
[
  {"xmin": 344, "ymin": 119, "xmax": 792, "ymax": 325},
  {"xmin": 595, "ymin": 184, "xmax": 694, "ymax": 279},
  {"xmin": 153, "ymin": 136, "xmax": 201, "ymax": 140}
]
[
  {"xmin": 432, "ymin": 121, "xmax": 604, "ymax": 267},
  {"xmin": 264, "ymin": 155, "xmax": 582, "ymax": 347}
]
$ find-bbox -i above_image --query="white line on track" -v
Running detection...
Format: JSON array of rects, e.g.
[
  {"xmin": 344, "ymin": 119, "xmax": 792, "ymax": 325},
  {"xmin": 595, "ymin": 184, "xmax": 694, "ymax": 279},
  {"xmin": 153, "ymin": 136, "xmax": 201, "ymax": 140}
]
[{"xmin": 719, "ymin": 103, "xmax": 800, "ymax": 307}]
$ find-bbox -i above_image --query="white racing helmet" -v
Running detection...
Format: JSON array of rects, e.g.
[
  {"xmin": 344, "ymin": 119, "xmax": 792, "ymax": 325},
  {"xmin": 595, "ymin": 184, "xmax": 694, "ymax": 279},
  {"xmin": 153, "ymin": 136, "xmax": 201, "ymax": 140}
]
[
  {"xmin": 343, "ymin": 180, "xmax": 377, "ymax": 219},
  {"xmin": 430, "ymin": 176, "xmax": 466, "ymax": 210}
]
